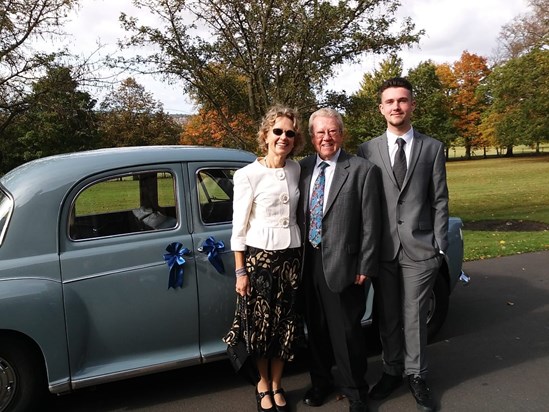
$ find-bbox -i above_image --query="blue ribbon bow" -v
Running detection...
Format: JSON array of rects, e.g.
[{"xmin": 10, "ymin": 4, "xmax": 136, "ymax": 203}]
[
  {"xmin": 164, "ymin": 242, "xmax": 190, "ymax": 289},
  {"xmin": 198, "ymin": 236, "xmax": 225, "ymax": 274}
]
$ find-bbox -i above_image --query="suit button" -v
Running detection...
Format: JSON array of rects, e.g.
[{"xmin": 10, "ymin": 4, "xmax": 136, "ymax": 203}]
[
  {"xmin": 398, "ymin": 220, "xmax": 403, "ymax": 225},
  {"xmin": 398, "ymin": 200, "xmax": 403, "ymax": 205}
]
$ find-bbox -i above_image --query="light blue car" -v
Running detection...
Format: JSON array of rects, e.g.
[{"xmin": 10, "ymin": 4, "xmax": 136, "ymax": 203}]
[{"xmin": 0, "ymin": 146, "xmax": 465, "ymax": 411}]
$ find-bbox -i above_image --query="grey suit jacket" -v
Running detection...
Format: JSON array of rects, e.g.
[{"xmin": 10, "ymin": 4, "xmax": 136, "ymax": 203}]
[
  {"xmin": 298, "ymin": 150, "xmax": 381, "ymax": 293},
  {"xmin": 357, "ymin": 130, "xmax": 449, "ymax": 262}
]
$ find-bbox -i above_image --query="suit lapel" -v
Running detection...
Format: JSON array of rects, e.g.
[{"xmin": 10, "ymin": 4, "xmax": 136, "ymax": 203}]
[
  {"xmin": 324, "ymin": 151, "xmax": 349, "ymax": 216},
  {"xmin": 300, "ymin": 156, "xmax": 315, "ymax": 216},
  {"xmin": 403, "ymin": 131, "xmax": 423, "ymax": 189},
  {"xmin": 377, "ymin": 134, "xmax": 398, "ymax": 188}
]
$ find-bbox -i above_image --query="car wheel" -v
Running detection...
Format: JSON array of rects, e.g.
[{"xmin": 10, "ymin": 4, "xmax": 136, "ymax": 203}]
[
  {"xmin": 427, "ymin": 274, "xmax": 449, "ymax": 343},
  {"xmin": 0, "ymin": 337, "xmax": 46, "ymax": 412}
]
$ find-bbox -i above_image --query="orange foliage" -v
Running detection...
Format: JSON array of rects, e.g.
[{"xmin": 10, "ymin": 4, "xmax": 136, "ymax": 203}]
[{"xmin": 180, "ymin": 108, "xmax": 256, "ymax": 150}]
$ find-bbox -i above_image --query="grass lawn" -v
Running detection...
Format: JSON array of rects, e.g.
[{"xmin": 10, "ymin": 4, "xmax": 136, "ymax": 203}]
[{"xmin": 447, "ymin": 154, "xmax": 549, "ymax": 261}]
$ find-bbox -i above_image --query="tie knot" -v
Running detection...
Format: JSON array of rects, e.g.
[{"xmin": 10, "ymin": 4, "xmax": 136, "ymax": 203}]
[
  {"xmin": 396, "ymin": 138, "xmax": 406, "ymax": 148},
  {"xmin": 319, "ymin": 161, "xmax": 329, "ymax": 171}
]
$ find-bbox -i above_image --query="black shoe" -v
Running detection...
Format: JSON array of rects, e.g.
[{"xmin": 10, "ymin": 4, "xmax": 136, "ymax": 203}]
[
  {"xmin": 349, "ymin": 399, "xmax": 369, "ymax": 412},
  {"xmin": 407, "ymin": 375, "xmax": 436, "ymax": 412},
  {"xmin": 256, "ymin": 388, "xmax": 275, "ymax": 412},
  {"xmin": 369, "ymin": 373, "xmax": 403, "ymax": 400},
  {"xmin": 271, "ymin": 388, "xmax": 289, "ymax": 412},
  {"xmin": 303, "ymin": 386, "xmax": 331, "ymax": 407}
]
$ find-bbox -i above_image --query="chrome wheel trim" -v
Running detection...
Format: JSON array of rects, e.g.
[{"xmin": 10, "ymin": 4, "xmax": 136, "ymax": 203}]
[{"xmin": 0, "ymin": 356, "xmax": 16, "ymax": 411}]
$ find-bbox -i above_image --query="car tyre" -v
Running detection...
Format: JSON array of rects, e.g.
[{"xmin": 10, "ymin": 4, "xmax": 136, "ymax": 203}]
[
  {"xmin": 0, "ymin": 337, "xmax": 46, "ymax": 412},
  {"xmin": 427, "ymin": 274, "xmax": 450, "ymax": 343}
]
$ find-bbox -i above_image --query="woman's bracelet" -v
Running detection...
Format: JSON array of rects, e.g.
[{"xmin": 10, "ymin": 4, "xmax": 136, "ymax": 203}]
[{"xmin": 235, "ymin": 267, "xmax": 247, "ymax": 277}]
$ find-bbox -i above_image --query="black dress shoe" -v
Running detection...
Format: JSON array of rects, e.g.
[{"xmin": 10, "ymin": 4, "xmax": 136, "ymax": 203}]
[
  {"xmin": 369, "ymin": 372, "xmax": 403, "ymax": 400},
  {"xmin": 407, "ymin": 375, "xmax": 436, "ymax": 412},
  {"xmin": 256, "ymin": 388, "xmax": 276, "ymax": 412},
  {"xmin": 303, "ymin": 386, "xmax": 331, "ymax": 407},
  {"xmin": 271, "ymin": 388, "xmax": 289, "ymax": 412},
  {"xmin": 349, "ymin": 399, "xmax": 369, "ymax": 412}
]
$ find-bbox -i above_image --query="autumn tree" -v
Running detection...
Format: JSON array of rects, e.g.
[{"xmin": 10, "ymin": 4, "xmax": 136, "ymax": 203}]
[
  {"xmin": 181, "ymin": 108, "xmax": 256, "ymax": 149},
  {"xmin": 98, "ymin": 78, "xmax": 181, "ymax": 147},
  {"xmin": 0, "ymin": 0, "xmax": 80, "ymax": 135},
  {"xmin": 117, "ymin": 0, "xmax": 423, "ymax": 149},
  {"xmin": 437, "ymin": 52, "xmax": 490, "ymax": 159},
  {"xmin": 407, "ymin": 61, "xmax": 456, "ymax": 157}
]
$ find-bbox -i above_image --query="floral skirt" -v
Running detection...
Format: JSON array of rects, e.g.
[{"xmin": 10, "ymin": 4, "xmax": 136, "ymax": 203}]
[{"xmin": 223, "ymin": 246, "xmax": 302, "ymax": 361}]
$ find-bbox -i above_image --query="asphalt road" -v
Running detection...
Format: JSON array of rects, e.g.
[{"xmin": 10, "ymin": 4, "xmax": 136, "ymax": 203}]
[{"xmin": 49, "ymin": 251, "xmax": 549, "ymax": 412}]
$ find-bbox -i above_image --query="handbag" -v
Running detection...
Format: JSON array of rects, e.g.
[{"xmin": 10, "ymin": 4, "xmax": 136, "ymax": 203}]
[{"xmin": 226, "ymin": 295, "xmax": 259, "ymax": 385}]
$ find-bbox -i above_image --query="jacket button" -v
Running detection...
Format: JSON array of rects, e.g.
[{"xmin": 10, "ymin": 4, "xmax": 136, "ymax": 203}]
[{"xmin": 398, "ymin": 220, "xmax": 403, "ymax": 225}]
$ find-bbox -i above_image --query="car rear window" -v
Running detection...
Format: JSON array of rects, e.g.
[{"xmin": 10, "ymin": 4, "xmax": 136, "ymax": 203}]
[
  {"xmin": 0, "ymin": 188, "xmax": 13, "ymax": 246},
  {"xmin": 69, "ymin": 171, "xmax": 177, "ymax": 240}
]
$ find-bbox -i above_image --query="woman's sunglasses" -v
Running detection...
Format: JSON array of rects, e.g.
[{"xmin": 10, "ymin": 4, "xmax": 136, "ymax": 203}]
[{"xmin": 272, "ymin": 128, "xmax": 296, "ymax": 138}]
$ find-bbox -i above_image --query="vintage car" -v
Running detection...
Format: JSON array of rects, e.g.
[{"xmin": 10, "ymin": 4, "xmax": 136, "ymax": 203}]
[{"xmin": 0, "ymin": 146, "xmax": 465, "ymax": 412}]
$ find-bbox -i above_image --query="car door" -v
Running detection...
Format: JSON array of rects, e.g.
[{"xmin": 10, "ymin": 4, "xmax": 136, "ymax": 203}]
[
  {"xmin": 186, "ymin": 161, "xmax": 249, "ymax": 361},
  {"xmin": 59, "ymin": 165, "xmax": 200, "ymax": 388}
]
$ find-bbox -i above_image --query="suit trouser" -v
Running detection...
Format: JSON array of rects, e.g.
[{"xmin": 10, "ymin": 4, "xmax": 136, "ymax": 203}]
[
  {"xmin": 373, "ymin": 248, "xmax": 441, "ymax": 378},
  {"xmin": 303, "ymin": 243, "xmax": 369, "ymax": 401}
]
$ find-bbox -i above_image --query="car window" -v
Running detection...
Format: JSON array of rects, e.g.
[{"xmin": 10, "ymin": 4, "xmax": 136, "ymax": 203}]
[
  {"xmin": 69, "ymin": 171, "xmax": 177, "ymax": 240},
  {"xmin": 197, "ymin": 168, "xmax": 236, "ymax": 224},
  {"xmin": 0, "ymin": 189, "xmax": 13, "ymax": 246}
]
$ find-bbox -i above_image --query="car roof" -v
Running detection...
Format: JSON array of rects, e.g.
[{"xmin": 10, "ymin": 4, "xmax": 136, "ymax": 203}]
[{"xmin": 1, "ymin": 146, "xmax": 256, "ymax": 195}]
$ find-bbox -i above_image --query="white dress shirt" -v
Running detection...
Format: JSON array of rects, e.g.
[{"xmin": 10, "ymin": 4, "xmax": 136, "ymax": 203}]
[
  {"xmin": 308, "ymin": 149, "xmax": 341, "ymax": 213},
  {"xmin": 231, "ymin": 158, "xmax": 301, "ymax": 251},
  {"xmin": 387, "ymin": 127, "xmax": 414, "ymax": 168}
]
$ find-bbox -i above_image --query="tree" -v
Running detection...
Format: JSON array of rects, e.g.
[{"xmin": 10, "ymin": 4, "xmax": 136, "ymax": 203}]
[
  {"xmin": 181, "ymin": 108, "xmax": 256, "ymax": 148},
  {"xmin": 0, "ymin": 0, "xmax": 79, "ymax": 135},
  {"xmin": 98, "ymin": 78, "xmax": 181, "ymax": 147},
  {"xmin": 482, "ymin": 48, "xmax": 549, "ymax": 155},
  {"xmin": 0, "ymin": 65, "xmax": 98, "ymax": 171},
  {"xmin": 407, "ymin": 61, "xmax": 456, "ymax": 157},
  {"xmin": 117, "ymin": 0, "xmax": 424, "ymax": 149},
  {"xmin": 344, "ymin": 55, "xmax": 403, "ymax": 152},
  {"xmin": 495, "ymin": 0, "xmax": 549, "ymax": 62},
  {"xmin": 437, "ymin": 52, "xmax": 491, "ymax": 159}
]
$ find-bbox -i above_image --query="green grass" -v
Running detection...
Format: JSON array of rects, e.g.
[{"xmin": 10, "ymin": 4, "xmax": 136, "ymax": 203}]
[{"xmin": 447, "ymin": 155, "xmax": 549, "ymax": 261}]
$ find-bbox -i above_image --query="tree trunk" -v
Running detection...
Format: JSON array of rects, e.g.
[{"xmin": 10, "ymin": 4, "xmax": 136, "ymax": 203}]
[{"xmin": 505, "ymin": 145, "xmax": 514, "ymax": 157}]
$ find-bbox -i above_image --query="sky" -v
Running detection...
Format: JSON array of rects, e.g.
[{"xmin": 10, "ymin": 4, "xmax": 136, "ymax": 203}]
[{"xmin": 58, "ymin": 0, "xmax": 530, "ymax": 114}]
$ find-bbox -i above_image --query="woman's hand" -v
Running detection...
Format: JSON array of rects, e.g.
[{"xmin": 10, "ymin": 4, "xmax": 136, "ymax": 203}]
[{"xmin": 236, "ymin": 275, "xmax": 250, "ymax": 296}]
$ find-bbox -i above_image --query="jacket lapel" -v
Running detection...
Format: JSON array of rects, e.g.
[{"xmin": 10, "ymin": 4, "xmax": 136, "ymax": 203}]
[
  {"xmin": 403, "ymin": 131, "xmax": 423, "ymax": 189},
  {"xmin": 324, "ymin": 150, "xmax": 349, "ymax": 216},
  {"xmin": 377, "ymin": 134, "xmax": 398, "ymax": 188},
  {"xmin": 301, "ymin": 156, "xmax": 315, "ymax": 216}
]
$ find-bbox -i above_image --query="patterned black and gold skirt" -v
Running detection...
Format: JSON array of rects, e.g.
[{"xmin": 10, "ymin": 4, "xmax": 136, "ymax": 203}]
[{"xmin": 223, "ymin": 246, "xmax": 303, "ymax": 361}]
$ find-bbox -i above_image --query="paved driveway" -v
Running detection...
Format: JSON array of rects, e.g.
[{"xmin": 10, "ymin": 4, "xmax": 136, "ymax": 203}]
[{"xmin": 50, "ymin": 251, "xmax": 549, "ymax": 412}]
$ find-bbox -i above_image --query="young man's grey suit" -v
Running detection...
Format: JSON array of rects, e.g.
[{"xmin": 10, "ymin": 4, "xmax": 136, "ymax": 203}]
[{"xmin": 357, "ymin": 130, "xmax": 449, "ymax": 378}]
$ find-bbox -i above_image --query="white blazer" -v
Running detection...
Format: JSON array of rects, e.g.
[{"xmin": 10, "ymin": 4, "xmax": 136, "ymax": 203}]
[{"xmin": 231, "ymin": 158, "xmax": 301, "ymax": 251}]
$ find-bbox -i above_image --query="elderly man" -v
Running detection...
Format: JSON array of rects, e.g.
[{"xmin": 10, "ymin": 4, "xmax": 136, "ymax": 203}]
[{"xmin": 298, "ymin": 108, "xmax": 381, "ymax": 412}]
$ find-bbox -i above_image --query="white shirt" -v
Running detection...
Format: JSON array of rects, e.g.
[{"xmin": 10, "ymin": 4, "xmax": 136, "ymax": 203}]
[
  {"xmin": 231, "ymin": 158, "xmax": 301, "ymax": 251},
  {"xmin": 387, "ymin": 127, "xmax": 414, "ymax": 168},
  {"xmin": 309, "ymin": 149, "xmax": 341, "ymax": 213}
]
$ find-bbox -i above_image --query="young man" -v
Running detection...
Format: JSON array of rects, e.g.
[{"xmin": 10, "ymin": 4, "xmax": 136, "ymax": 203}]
[{"xmin": 357, "ymin": 77, "xmax": 449, "ymax": 412}]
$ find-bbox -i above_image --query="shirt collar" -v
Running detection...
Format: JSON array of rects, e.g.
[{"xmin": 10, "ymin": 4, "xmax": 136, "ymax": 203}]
[
  {"xmin": 387, "ymin": 127, "xmax": 414, "ymax": 146},
  {"xmin": 315, "ymin": 148, "xmax": 340, "ymax": 169}
]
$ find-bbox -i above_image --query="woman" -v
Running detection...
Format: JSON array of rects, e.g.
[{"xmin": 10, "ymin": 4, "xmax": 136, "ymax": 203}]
[{"xmin": 224, "ymin": 106, "xmax": 304, "ymax": 412}]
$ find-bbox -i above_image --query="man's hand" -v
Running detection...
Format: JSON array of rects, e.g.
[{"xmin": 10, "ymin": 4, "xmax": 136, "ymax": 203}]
[{"xmin": 355, "ymin": 274, "xmax": 368, "ymax": 285}]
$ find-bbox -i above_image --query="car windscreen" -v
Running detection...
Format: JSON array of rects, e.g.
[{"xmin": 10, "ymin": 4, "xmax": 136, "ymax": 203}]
[{"xmin": 0, "ymin": 188, "xmax": 13, "ymax": 246}]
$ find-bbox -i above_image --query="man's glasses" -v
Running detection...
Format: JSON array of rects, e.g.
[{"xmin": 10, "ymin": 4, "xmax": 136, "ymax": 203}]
[{"xmin": 272, "ymin": 128, "xmax": 296, "ymax": 138}]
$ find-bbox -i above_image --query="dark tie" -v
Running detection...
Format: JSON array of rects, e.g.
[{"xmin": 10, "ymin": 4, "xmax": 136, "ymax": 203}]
[
  {"xmin": 308, "ymin": 162, "xmax": 329, "ymax": 247},
  {"xmin": 393, "ymin": 138, "xmax": 407, "ymax": 189}
]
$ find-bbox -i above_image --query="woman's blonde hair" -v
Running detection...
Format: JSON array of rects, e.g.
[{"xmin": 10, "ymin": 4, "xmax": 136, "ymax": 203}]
[{"xmin": 257, "ymin": 105, "xmax": 304, "ymax": 156}]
